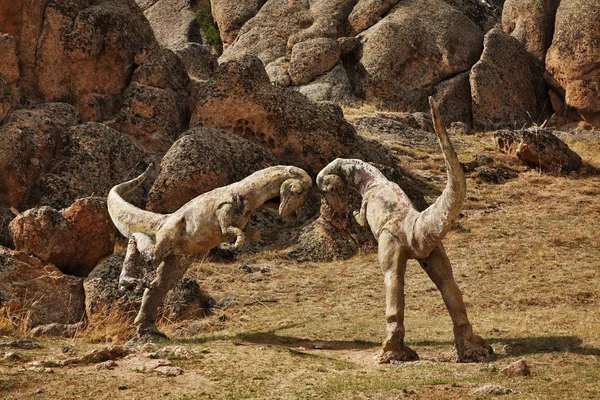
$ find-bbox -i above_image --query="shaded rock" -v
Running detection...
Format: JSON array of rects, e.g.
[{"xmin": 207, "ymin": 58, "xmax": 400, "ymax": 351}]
[
  {"xmin": 174, "ymin": 43, "xmax": 218, "ymax": 81},
  {"xmin": 353, "ymin": 115, "xmax": 441, "ymax": 148},
  {"xmin": 30, "ymin": 0, "xmax": 156, "ymax": 120},
  {"xmin": 0, "ymin": 104, "xmax": 81, "ymax": 210},
  {"xmin": 0, "ymin": 33, "xmax": 19, "ymax": 121},
  {"xmin": 265, "ymin": 57, "xmax": 292, "ymax": 88},
  {"xmin": 31, "ymin": 122, "xmax": 148, "ymax": 209},
  {"xmin": 348, "ymin": 0, "xmax": 400, "ymax": 34},
  {"xmin": 502, "ymin": 0, "xmax": 561, "ymax": 64},
  {"xmin": 0, "ymin": 209, "xmax": 15, "ymax": 248},
  {"xmin": 163, "ymin": 277, "xmax": 214, "ymax": 321},
  {"xmin": 295, "ymin": 63, "xmax": 358, "ymax": 106},
  {"xmin": 132, "ymin": 47, "xmax": 190, "ymax": 91},
  {"xmin": 9, "ymin": 197, "xmax": 117, "ymax": 277},
  {"xmin": 139, "ymin": 0, "xmax": 196, "ymax": 50},
  {"xmin": 288, "ymin": 37, "xmax": 342, "ymax": 86},
  {"xmin": 83, "ymin": 253, "xmax": 213, "ymax": 322},
  {"xmin": 474, "ymin": 166, "xmax": 519, "ymax": 184},
  {"xmin": 211, "ymin": 0, "xmax": 264, "ymax": 45},
  {"xmin": 441, "ymin": 0, "xmax": 501, "ymax": 32},
  {"xmin": 190, "ymin": 55, "xmax": 372, "ymax": 175},
  {"xmin": 146, "ymin": 127, "xmax": 277, "ymax": 213},
  {"xmin": 30, "ymin": 322, "xmax": 83, "ymax": 338},
  {"xmin": 0, "ymin": 247, "xmax": 85, "ymax": 328},
  {"xmin": 433, "ymin": 72, "xmax": 472, "ymax": 127},
  {"xmin": 448, "ymin": 122, "xmax": 473, "ymax": 136},
  {"xmin": 470, "ymin": 28, "xmax": 549, "ymax": 130},
  {"xmin": 472, "ymin": 385, "xmax": 513, "ymax": 395},
  {"xmin": 337, "ymin": 36, "xmax": 361, "ymax": 55},
  {"xmin": 501, "ymin": 359, "xmax": 531, "ymax": 376},
  {"xmin": 493, "ymin": 128, "xmax": 582, "ymax": 173},
  {"xmin": 112, "ymin": 82, "xmax": 188, "ymax": 153},
  {"xmin": 545, "ymin": 0, "xmax": 600, "ymax": 126},
  {"xmin": 287, "ymin": 200, "xmax": 377, "ymax": 262},
  {"xmin": 354, "ymin": 0, "xmax": 483, "ymax": 112},
  {"xmin": 0, "ymin": 77, "xmax": 12, "ymax": 123}
]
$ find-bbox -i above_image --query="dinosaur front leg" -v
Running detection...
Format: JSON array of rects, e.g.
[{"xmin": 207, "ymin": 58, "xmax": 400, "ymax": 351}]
[
  {"xmin": 418, "ymin": 244, "xmax": 493, "ymax": 362},
  {"xmin": 120, "ymin": 232, "xmax": 155, "ymax": 292},
  {"xmin": 216, "ymin": 203, "xmax": 246, "ymax": 250},
  {"xmin": 134, "ymin": 255, "xmax": 191, "ymax": 340},
  {"xmin": 376, "ymin": 231, "xmax": 419, "ymax": 363}
]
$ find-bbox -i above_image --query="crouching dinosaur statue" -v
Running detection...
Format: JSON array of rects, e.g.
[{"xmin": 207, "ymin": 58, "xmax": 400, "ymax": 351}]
[
  {"xmin": 316, "ymin": 97, "xmax": 493, "ymax": 363},
  {"xmin": 108, "ymin": 165, "xmax": 312, "ymax": 339}
]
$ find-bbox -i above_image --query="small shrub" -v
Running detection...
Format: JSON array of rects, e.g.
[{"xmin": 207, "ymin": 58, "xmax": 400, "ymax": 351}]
[{"xmin": 196, "ymin": 2, "xmax": 223, "ymax": 54}]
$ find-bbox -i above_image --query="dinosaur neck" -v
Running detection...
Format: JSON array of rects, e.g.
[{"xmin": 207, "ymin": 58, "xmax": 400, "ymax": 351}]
[
  {"xmin": 236, "ymin": 166, "xmax": 295, "ymax": 209},
  {"xmin": 339, "ymin": 160, "xmax": 387, "ymax": 196}
]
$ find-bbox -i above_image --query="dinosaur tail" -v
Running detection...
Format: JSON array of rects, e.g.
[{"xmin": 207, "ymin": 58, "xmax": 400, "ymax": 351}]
[
  {"xmin": 410, "ymin": 97, "xmax": 466, "ymax": 256},
  {"xmin": 107, "ymin": 163, "xmax": 165, "ymax": 238}
]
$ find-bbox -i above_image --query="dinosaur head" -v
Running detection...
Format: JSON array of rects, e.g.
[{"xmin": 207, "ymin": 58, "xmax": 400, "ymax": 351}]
[
  {"xmin": 317, "ymin": 174, "xmax": 347, "ymax": 214},
  {"xmin": 278, "ymin": 170, "xmax": 312, "ymax": 220}
]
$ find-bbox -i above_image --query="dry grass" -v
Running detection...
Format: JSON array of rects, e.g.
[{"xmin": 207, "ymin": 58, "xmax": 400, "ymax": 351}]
[{"xmin": 1, "ymin": 113, "xmax": 599, "ymax": 399}]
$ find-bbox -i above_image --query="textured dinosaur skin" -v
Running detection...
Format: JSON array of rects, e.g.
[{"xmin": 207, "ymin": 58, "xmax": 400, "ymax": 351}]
[
  {"xmin": 108, "ymin": 165, "xmax": 312, "ymax": 338},
  {"xmin": 316, "ymin": 98, "xmax": 492, "ymax": 363}
]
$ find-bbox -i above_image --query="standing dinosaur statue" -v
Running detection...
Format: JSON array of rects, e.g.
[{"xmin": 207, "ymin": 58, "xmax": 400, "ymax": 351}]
[
  {"xmin": 108, "ymin": 165, "xmax": 312, "ymax": 339},
  {"xmin": 316, "ymin": 97, "xmax": 493, "ymax": 363}
]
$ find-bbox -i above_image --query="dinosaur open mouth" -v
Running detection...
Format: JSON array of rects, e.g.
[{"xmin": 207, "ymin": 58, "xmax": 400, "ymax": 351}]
[{"xmin": 261, "ymin": 197, "xmax": 280, "ymax": 210}]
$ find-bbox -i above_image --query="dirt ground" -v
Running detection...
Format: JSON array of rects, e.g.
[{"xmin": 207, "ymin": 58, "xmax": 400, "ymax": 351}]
[{"xmin": 1, "ymin": 115, "xmax": 599, "ymax": 400}]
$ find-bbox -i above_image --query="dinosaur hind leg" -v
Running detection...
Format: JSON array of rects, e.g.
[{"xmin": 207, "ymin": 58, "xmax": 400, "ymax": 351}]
[
  {"xmin": 376, "ymin": 230, "xmax": 419, "ymax": 363},
  {"xmin": 418, "ymin": 244, "xmax": 493, "ymax": 362},
  {"xmin": 134, "ymin": 255, "xmax": 191, "ymax": 340}
]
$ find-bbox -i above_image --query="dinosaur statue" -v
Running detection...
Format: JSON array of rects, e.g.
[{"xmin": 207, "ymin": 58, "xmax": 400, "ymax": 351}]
[
  {"xmin": 316, "ymin": 97, "xmax": 493, "ymax": 363},
  {"xmin": 108, "ymin": 165, "xmax": 312, "ymax": 338}
]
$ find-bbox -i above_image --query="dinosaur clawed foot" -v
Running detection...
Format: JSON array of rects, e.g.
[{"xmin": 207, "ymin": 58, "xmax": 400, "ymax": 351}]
[
  {"xmin": 455, "ymin": 334, "xmax": 493, "ymax": 363},
  {"xmin": 127, "ymin": 324, "xmax": 169, "ymax": 346},
  {"xmin": 375, "ymin": 343, "xmax": 420, "ymax": 364}
]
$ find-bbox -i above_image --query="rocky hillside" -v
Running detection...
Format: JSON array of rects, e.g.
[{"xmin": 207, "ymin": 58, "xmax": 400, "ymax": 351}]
[{"xmin": 0, "ymin": 0, "xmax": 598, "ymax": 334}]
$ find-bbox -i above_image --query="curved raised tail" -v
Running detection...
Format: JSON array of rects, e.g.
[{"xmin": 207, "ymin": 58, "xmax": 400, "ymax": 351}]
[
  {"xmin": 409, "ymin": 97, "xmax": 466, "ymax": 256},
  {"xmin": 107, "ymin": 164, "xmax": 166, "ymax": 238}
]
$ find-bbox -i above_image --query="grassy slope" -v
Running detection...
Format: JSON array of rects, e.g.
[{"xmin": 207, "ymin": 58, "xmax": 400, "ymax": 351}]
[{"xmin": 1, "ymin": 111, "xmax": 599, "ymax": 399}]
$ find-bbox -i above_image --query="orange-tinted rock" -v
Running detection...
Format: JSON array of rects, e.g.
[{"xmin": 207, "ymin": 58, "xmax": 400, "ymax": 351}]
[
  {"xmin": 211, "ymin": 0, "xmax": 264, "ymax": 46},
  {"xmin": 288, "ymin": 38, "xmax": 341, "ymax": 85},
  {"xmin": 0, "ymin": 247, "xmax": 85, "ymax": 327},
  {"xmin": 0, "ymin": 104, "xmax": 81, "ymax": 210},
  {"xmin": 0, "ymin": 0, "xmax": 157, "ymax": 121},
  {"xmin": 9, "ymin": 197, "xmax": 117, "ymax": 277}
]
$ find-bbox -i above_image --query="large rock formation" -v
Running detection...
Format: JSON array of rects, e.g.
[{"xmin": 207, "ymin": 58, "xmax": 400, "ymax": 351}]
[
  {"xmin": 146, "ymin": 127, "xmax": 278, "ymax": 213},
  {"xmin": 0, "ymin": 247, "xmax": 85, "ymax": 328},
  {"xmin": 0, "ymin": 104, "xmax": 81, "ymax": 210},
  {"xmin": 470, "ymin": 28, "xmax": 548, "ymax": 130},
  {"xmin": 288, "ymin": 38, "xmax": 341, "ymax": 86},
  {"xmin": 545, "ymin": 0, "xmax": 600, "ymax": 126},
  {"xmin": 0, "ymin": 0, "xmax": 157, "ymax": 121},
  {"xmin": 0, "ymin": 33, "xmax": 19, "ymax": 122},
  {"xmin": 190, "ymin": 55, "xmax": 371, "ymax": 175},
  {"xmin": 31, "ymin": 122, "xmax": 149, "ymax": 209},
  {"xmin": 353, "ymin": 0, "xmax": 484, "ymax": 111},
  {"xmin": 9, "ymin": 197, "xmax": 117, "ymax": 277},
  {"xmin": 502, "ymin": 0, "xmax": 561, "ymax": 64}
]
